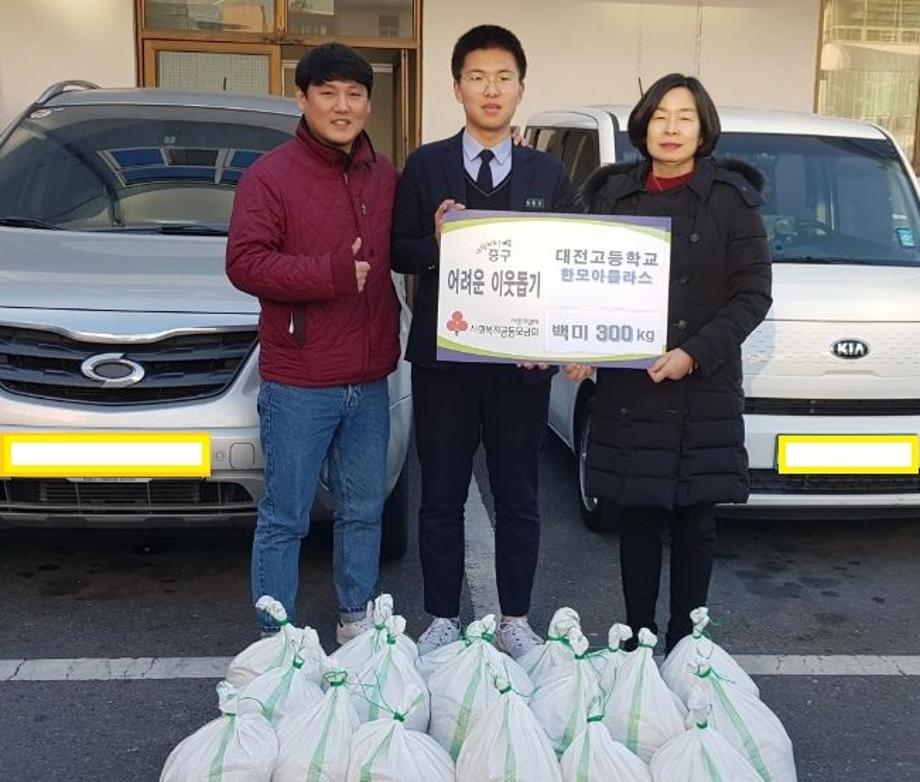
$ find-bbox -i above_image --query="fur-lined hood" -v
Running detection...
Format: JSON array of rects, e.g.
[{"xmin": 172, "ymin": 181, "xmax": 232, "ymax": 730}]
[{"xmin": 582, "ymin": 156, "xmax": 765, "ymax": 209}]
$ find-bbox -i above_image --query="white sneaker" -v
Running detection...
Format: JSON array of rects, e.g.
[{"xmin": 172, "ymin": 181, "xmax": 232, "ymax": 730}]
[
  {"xmin": 417, "ymin": 617, "xmax": 461, "ymax": 656},
  {"xmin": 336, "ymin": 602, "xmax": 374, "ymax": 646},
  {"xmin": 495, "ymin": 616, "xmax": 543, "ymax": 659}
]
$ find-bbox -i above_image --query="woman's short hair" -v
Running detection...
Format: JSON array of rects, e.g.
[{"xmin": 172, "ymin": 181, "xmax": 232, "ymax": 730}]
[{"xmin": 627, "ymin": 73, "xmax": 721, "ymax": 159}]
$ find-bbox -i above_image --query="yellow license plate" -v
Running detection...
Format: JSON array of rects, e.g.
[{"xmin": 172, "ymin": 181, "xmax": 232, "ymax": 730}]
[
  {"xmin": 0, "ymin": 433, "xmax": 211, "ymax": 478},
  {"xmin": 777, "ymin": 434, "xmax": 919, "ymax": 475}
]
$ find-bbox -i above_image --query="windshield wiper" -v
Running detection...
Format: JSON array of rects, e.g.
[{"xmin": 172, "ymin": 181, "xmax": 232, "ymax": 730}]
[
  {"xmin": 90, "ymin": 223, "xmax": 229, "ymax": 236},
  {"xmin": 153, "ymin": 224, "xmax": 228, "ymax": 236},
  {"xmin": 774, "ymin": 256, "xmax": 857, "ymax": 264},
  {"xmin": 0, "ymin": 216, "xmax": 62, "ymax": 230}
]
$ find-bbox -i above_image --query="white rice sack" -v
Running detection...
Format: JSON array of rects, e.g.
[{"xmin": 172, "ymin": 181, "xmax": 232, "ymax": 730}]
[
  {"xmin": 330, "ymin": 594, "xmax": 417, "ymax": 673},
  {"xmin": 592, "ymin": 623, "xmax": 633, "ymax": 699},
  {"xmin": 160, "ymin": 682, "xmax": 278, "ymax": 782},
  {"xmin": 603, "ymin": 629, "xmax": 687, "ymax": 763},
  {"xmin": 414, "ymin": 612, "xmax": 493, "ymax": 682},
  {"xmin": 226, "ymin": 596, "xmax": 308, "ymax": 689},
  {"xmin": 517, "ymin": 607, "xmax": 581, "ymax": 685},
  {"xmin": 425, "ymin": 615, "xmax": 534, "ymax": 759},
  {"xmin": 346, "ymin": 716, "xmax": 455, "ymax": 782},
  {"xmin": 650, "ymin": 686, "xmax": 762, "ymax": 782},
  {"xmin": 560, "ymin": 717, "xmax": 653, "ymax": 782},
  {"xmin": 694, "ymin": 660, "xmax": 797, "ymax": 782},
  {"xmin": 455, "ymin": 676, "xmax": 562, "ymax": 782},
  {"xmin": 661, "ymin": 607, "xmax": 759, "ymax": 706},
  {"xmin": 529, "ymin": 629, "xmax": 601, "ymax": 756},
  {"xmin": 242, "ymin": 650, "xmax": 324, "ymax": 725},
  {"xmin": 272, "ymin": 671, "xmax": 359, "ymax": 782},
  {"xmin": 350, "ymin": 615, "xmax": 430, "ymax": 733}
]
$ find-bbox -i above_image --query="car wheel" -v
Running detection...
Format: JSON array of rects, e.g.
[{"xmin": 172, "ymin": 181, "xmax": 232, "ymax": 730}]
[
  {"xmin": 576, "ymin": 401, "xmax": 620, "ymax": 532},
  {"xmin": 380, "ymin": 461, "xmax": 409, "ymax": 562}
]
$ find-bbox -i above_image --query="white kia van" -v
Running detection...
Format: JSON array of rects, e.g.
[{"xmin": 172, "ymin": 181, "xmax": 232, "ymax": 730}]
[{"xmin": 525, "ymin": 106, "xmax": 920, "ymax": 527}]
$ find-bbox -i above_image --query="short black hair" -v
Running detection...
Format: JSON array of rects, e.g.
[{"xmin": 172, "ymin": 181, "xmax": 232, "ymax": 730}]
[
  {"xmin": 295, "ymin": 43, "xmax": 373, "ymax": 97},
  {"xmin": 451, "ymin": 25, "xmax": 527, "ymax": 81},
  {"xmin": 627, "ymin": 73, "xmax": 721, "ymax": 159}
]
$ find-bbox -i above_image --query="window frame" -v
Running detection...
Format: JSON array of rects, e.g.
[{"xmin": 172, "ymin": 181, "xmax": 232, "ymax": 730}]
[
  {"xmin": 142, "ymin": 39, "xmax": 282, "ymax": 94},
  {"xmin": 815, "ymin": 0, "xmax": 920, "ymax": 170},
  {"xmin": 134, "ymin": 0, "xmax": 422, "ymax": 158}
]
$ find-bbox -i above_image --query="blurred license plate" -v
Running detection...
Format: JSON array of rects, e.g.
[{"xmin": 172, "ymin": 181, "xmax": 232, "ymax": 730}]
[
  {"xmin": 0, "ymin": 433, "xmax": 211, "ymax": 478},
  {"xmin": 777, "ymin": 434, "xmax": 919, "ymax": 474}
]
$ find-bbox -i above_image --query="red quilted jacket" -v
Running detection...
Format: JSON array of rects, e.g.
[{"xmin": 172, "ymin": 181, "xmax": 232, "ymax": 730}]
[{"xmin": 226, "ymin": 120, "xmax": 400, "ymax": 387}]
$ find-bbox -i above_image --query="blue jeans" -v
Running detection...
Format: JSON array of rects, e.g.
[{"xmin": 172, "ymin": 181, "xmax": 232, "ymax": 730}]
[{"xmin": 252, "ymin": 379, "xmax": 389, "ymax": 632}]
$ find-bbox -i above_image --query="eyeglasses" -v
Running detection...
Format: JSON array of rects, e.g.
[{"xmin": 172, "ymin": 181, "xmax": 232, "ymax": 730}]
[{"xmin": 460, "ymin": 71, "xmax": 521, "ymax": 93}]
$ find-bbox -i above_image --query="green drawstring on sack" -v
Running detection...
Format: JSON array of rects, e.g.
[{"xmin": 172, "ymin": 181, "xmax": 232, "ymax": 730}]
[
  {"xmin": 701, "ymin": 741, "xmax": 725, "ymax": 782},
  {"xmin": 207, "ymin": 714, "xmax": 236, "ymax": 782},
  {"xmin": 626, "ymin": 652, "xmax": 648, "ymax": 753},
  {"xmin": 359, "ymin": 723, "xmax": 397, "ymax": 782},
  {"xmin": 262, "ymin": 664, "xmax": 297, "ymax": 721},
  {"xmin": 697, "ymin": 666, "xmax": 772, "ymax": 781},
  {"xmin": 449, "ymin": 661, "xmax": 484, "ymax": 760}
]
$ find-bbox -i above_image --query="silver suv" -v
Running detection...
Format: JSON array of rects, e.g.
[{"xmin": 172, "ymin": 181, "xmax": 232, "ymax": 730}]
[{"xmin": 0, "ymin": 82, "xmax": 412, "ymax": 559}]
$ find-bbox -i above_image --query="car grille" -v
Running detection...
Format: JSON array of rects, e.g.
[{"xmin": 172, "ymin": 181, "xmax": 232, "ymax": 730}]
[
  {"xmin": 749, "ymin": 469, "xmax": 920, "ymax": 495},
  {"xmin": 0, "ymin": 479, "xmax": 256, "ymax": 515},
  {"xmin": 745, "ymin": 398, "xmax": 920, "ymax": 416},
  {"xmin": 0, "ymin": 326, "xmax": 257, "ymax": 405}
]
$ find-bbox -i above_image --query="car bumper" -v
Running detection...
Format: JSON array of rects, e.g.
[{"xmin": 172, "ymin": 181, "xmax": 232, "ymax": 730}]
[
  {"xmin": 738, "ymin": 412, "xmax": 920, "ymax": 508},
  {"xmin": 0, "ymin": 394, "xmax": 413, "ymax": 527}
]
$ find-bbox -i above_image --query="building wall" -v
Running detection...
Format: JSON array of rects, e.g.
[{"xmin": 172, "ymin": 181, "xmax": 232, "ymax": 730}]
[
  {"xmin": 0, "ymin": 0, "xmax": 136, "ymax": 129},
  {"xmin": 0, "ymin": 1, "xmax": 821, "ymax": 143},
  {"xmin": 421, "ymin": 0, "xmax": 821, "ymax": 142}
]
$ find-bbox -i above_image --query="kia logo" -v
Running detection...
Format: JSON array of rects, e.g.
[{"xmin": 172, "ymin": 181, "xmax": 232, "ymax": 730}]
[
  {"xmin": 80, "ymin": 353, "xmax": 146, "ymax": 387},
  {"xmin": 831, "ymin": 339, "xmax": 869, "ymax": 360}
]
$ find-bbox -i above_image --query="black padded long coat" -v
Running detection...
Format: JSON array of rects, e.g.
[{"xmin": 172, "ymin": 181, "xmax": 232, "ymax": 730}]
[{"xmin": 582, "ymin": 157, "xmax": 772, "ymax": 509}]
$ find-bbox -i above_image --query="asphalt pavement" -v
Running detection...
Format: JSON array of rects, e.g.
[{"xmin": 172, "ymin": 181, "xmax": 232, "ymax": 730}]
[{"xmin": 1, "ymin": 433, "xmax": 918, "ymax": 780}]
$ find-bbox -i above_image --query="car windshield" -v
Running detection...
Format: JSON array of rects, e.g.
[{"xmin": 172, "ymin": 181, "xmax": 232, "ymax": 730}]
[
  {"xmin": 614, "ymin": 128, "xmax": 920, "ymax": 267},
  {"xmin": 0, "ymin": 102, "xmax": 298, "ymax": 232}
]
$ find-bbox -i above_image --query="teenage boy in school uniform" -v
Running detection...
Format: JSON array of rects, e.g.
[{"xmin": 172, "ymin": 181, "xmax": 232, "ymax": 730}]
[{"xmin": 391, "ymin": 25, "xmax": 579, "ymax": 657}]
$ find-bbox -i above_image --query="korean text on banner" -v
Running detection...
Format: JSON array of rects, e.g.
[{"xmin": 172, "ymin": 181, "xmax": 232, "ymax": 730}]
[{"xmin": 437, "ymin": 210, "xmax": 671, "ymax": 367}]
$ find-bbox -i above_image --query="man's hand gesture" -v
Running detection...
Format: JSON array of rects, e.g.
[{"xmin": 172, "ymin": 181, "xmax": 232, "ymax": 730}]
[{"xmin": 353, "ymin": 237, "xmax": 370, "ymax": 292}]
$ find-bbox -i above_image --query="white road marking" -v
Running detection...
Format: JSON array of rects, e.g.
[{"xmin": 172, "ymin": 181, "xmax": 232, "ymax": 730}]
[
  {"xmin": 1, "ymin": 656, "xmax": 229, "ymax": 681},
  {"xmin": 463, "ymin": 474, "xmax": 501, "ymax": 619},
  {"xmin": 734, "ymin": 655, "xmax": 920, "ymax": 677},
  {"xmin": 3, "ymin": 655, "xmax": 920, "ymax": 682},
  {"xmin": 5, "ymin": 483, "xmax": 920, "ymax": 684}
]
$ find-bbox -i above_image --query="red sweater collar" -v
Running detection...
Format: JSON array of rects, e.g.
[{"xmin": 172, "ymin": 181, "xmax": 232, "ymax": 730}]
[{"xmin": 644, "ymin": 169, "xmax": 694, "ymax": 192}]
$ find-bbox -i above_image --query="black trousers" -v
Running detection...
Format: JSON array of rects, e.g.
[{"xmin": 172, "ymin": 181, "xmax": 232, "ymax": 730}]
[
  {"xmin": 619, "ymin": 504, "xmax": 717, "ymax": 652},
  {"xmin": 412, "ymin": 363, "xmax": 551, "ymax": 618}
]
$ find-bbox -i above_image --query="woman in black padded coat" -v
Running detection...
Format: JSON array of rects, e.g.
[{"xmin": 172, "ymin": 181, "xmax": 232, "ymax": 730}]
[{"xmin": 575, "ymin": 73, "xmax": 772, "ymax": 653}]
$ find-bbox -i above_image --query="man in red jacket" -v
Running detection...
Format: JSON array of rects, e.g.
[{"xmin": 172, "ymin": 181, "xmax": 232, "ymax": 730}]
[{"xmin": 226, "ymin": 44, "xmax": 399, "ymax": 642}]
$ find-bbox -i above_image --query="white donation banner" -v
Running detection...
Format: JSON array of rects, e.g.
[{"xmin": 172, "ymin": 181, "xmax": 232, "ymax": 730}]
[{"xmin": 436, "ymin": 210, "xmax": 672, "ymax": 367}]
